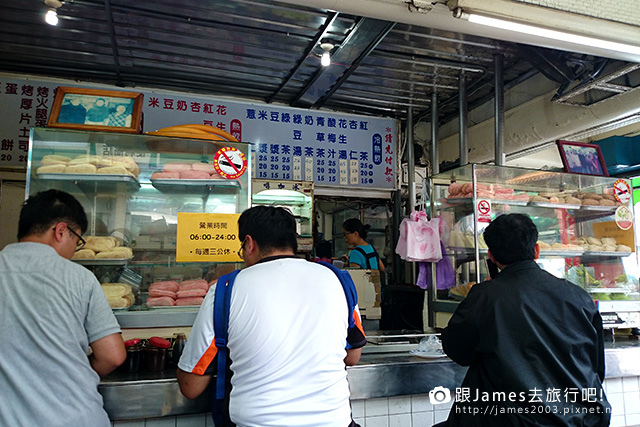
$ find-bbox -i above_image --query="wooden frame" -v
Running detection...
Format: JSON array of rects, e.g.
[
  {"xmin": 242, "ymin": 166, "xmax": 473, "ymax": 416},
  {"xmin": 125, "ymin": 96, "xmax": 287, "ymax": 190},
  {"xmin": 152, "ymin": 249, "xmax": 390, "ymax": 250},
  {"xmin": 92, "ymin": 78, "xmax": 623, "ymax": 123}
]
[
  {"xmin": 47, "ymin": 86, "xmax": 143, "ymax": 134},
  {"xmin": 556, "ymin": 140, "xmax": 609, "ymax": 177}
]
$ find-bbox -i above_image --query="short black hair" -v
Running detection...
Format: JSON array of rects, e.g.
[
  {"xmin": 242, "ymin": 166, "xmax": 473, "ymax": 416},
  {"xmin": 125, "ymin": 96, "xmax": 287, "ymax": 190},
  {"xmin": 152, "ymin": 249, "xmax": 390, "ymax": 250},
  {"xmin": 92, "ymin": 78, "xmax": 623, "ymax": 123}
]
[
  {"xmin": 343, "ymin": 218, "xmax": 370, "ymax": 239},
  {"xmin": 18, "ymin": 190, "xmax": 88, "ymax": 240},
  {"xmin": 238, "ymin": 206, "xmax": 297, "ymax": 253},
  {"xmin": 483, "ymin": 213, "xmax": 538, "ymax": 265}
]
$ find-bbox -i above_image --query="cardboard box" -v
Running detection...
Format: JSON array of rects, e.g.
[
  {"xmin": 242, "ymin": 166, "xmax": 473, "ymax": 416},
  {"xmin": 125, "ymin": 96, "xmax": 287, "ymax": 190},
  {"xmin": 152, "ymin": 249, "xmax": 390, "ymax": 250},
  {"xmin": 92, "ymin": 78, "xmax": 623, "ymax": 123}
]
[{"xmin": 346, "ymin": 269, "xmax": 382, "ymax": 319}]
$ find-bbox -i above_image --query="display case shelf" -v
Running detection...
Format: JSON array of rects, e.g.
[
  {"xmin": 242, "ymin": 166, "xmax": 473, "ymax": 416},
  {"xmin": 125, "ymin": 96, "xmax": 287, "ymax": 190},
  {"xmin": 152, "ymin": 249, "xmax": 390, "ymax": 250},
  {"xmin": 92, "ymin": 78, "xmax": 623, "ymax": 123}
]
[
  {"xmin": 28, "ymin": 127, "xmax": 251, "ymax": 328},
  {"xmin": 37, "ymin": 173, "xmax": 141, "ymax": 191},
  {"xmin": 429, "ymin": 164, "xmax": 639, "ymax": 329}
]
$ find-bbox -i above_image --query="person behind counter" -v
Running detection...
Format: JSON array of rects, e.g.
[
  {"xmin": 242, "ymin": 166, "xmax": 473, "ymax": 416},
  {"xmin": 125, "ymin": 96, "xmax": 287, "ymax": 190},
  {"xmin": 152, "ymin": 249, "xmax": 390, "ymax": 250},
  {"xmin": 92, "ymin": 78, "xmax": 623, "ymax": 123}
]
[
  {"xmin": 343, "ymin": 218, "xmax": 385, "ymax": 272},
  {"xmin": 0, "ymin": 189, "xmax": 126, "ymax": 427},
  {"xmin": 437, "ymin": 213, "xmax": 610, "ymax": 427},
  {"xmin": 177, "ymin": 206, "xmax": 366, "ymax": 426}
]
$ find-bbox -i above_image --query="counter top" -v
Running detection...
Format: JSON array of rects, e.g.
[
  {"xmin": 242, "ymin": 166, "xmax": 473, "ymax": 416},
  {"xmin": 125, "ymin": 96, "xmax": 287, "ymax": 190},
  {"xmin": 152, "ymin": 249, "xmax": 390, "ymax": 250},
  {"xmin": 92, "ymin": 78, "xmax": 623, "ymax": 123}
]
[{"xmin": 99, "ymin": 339, "xmax": 640, "ymax": 420}]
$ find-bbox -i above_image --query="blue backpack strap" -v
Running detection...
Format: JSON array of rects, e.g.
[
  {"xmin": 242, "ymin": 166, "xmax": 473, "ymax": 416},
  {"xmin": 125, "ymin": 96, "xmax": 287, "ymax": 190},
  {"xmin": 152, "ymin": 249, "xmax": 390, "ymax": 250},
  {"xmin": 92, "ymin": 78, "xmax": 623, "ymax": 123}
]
[
  {"xmin": 353, "ymin": 246, "xmax": 379, "ymax": 269},
  {"xmin": 212, "ymin": 269, "xmax": 241, "ymax": 426},
  {"xmin": 318, "ymin": 261, "xmax": 357, "ymax": 329}
]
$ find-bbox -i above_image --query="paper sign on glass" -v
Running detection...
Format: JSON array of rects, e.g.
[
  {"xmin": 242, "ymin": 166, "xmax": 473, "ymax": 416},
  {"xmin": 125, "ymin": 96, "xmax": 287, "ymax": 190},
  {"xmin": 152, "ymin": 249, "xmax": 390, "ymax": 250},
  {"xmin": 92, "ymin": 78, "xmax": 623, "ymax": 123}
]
[{"xmin": 176, "ymin": 213, "xmax": 242, "ymax": 262}]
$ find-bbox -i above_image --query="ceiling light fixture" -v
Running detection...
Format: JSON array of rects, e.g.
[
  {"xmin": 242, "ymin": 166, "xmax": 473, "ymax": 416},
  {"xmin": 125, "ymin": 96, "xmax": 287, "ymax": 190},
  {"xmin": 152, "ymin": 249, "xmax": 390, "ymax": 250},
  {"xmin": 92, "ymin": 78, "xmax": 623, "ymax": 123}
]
[
  {"xmin": 453, "ymin": 8, "xmax": 640, "ymax": 57},
  {"xmin": 44, "ymin": 0, "xmax": 63, "ymax": 26},
  {"xmin": 320, "ymin": 42, "xmax": 334, "ymax": 67}
]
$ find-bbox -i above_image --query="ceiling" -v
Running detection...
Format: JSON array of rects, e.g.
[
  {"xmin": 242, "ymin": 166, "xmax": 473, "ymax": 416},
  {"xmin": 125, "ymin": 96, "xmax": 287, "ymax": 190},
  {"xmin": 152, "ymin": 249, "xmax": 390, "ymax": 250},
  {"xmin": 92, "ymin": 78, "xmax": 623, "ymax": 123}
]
[{"xmin": 2, "ymin": 0, "xmax": 640, "ymax": 138}]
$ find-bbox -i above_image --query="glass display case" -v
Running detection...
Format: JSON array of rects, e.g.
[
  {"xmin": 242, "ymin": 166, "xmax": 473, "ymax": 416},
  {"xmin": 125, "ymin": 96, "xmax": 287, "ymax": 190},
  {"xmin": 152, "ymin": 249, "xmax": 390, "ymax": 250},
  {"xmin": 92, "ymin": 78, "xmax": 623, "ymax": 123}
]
[
  {"xmin": 429, "ymin": 164, "xmax": 640, "ymax": 329},
  {"xmin": 27, "ymin": 127, "xmax": 251, "ymax": 327},
  {"xmin": 251, "ymin": 179, "xmax": 314, "ymax": 253}
]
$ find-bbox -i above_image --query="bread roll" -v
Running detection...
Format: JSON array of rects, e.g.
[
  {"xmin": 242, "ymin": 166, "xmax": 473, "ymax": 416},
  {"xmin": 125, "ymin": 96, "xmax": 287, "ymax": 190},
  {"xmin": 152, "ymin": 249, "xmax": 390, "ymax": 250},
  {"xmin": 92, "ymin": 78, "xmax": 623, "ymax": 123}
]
[
  {"xmin": 41, "ymin": 154, "xmax": 71, "ymax": 165},
  {"xmin": 602, "ymin": 245, "xmax": 617, "ymax": 252},
  {"xmin": 64, "ymin": 163, "xmax": 98, "ymax": 174},
  {"xmin": 101, "ymin": 283, "xmax": 132, "ymax": 297},
  {"xmin": 191, "ymin": 162, "xmax": 216, "ymax": 173},
  {"xmin": 586, "ymin": 237, "xmax": 602, "ymax": 245},
  {"xmin": 71, "ymin": 249, "xmax": 96, "ymax": 260},
  {"xmin": 37, "ymin": 164, "xmax": 67, "ymax": 174},
  {"xmin": 180, "ymin": 170, "xmax": 211, "ymax": 180},
  {"xmin": 84, "ymin": 236, "xmax": 117, "ymax": 252},
  {"xmin": 151, "ymin": 172, "xmax": 181, "ymax": 179},
  {"xmin": 583, "ymin": 193, "xmax": 602, "ymax": 200},
  {"xmin": 564, "ymin": 196, "xmax": 581, "ymax": 204},
  {"xmin": 616, "ymin": 244, "xmax": 632, "ymax": 253},
  {"xmin": 537, "ymin": 241, "xmax": 552, "ymax": 250},
  {"xmin": 601, "ymin": 237, "xmax": 617, "ymax": 246},
  {"xmin": 95, "ymin": 246, "xmax": 133, "ymax": 259},
  {"xmin": 97, "ymin": 166, "xmax": 133, "ymax": 176},
  {"xmin": 581, "ymin": 198, "xmax": 599, "ymax": 206},
  {"xmin": 68, "ymin": 155, "xmax": 103, "ymax": 165},
  {"xmin": 599, "ymin": 199, "xmax": 615, "ymax": 206}
]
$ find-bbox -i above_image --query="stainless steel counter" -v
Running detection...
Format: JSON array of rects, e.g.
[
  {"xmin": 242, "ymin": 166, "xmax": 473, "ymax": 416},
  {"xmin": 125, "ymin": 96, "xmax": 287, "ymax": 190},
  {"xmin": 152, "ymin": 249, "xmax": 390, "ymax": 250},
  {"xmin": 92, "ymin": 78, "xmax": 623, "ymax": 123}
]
[{"xmin": 99, "ymin": 339, "xmax": 640, "ymax": 420}]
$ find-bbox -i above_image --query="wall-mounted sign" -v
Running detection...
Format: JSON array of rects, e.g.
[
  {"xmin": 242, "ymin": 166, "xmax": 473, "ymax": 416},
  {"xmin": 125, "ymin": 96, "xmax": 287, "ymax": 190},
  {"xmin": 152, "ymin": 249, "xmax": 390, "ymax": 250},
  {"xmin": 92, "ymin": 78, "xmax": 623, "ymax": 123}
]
[
  {"xmin": 613, "ymin": 179, "xmax": 631, "ymax": 204},
  {"xmin": 176, "ymin": 213, "xmax": 241, "ymax": 262},
  {"xmin": 0, "ymin": 75, "xmax": 396, "ymax": 190},
  {"xmin": 615, "ymin": 205, "xmax": 633, "ymax": 231},
  {"xmin": 214, "ymin": 146, "xmax": 247, "ymax": 179}
]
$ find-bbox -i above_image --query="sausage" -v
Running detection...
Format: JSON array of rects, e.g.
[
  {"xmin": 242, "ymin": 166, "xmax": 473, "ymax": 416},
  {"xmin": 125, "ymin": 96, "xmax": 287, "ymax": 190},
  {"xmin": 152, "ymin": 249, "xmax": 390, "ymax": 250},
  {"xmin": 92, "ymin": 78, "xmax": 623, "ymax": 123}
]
[
  {"xmin": 149, "ymin": 289, "xmax": 177, "ymax": 299},
  {"xmin": 179, "ymin": 281, "xmax": 209, "ymax": 292},
  {"xmin": 146, "ymin": 296, "xmax": 175, "ymax": 307},
  {"xmin": 177, "ymin": 289, "xmax": 207, "ymax": 299},
  {"xmin": 149, "ymin": 281, "xmax": 179, "ymax": 292},
  {"xmin": 175, "ymin": 297, "xmax": 204, "ymax": 306}
]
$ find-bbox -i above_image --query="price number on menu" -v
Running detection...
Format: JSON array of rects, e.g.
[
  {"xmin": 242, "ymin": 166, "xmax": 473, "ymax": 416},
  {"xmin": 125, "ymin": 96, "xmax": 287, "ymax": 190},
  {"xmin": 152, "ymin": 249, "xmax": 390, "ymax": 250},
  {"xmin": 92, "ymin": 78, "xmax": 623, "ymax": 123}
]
[{"xmin": 189, "ymin": 233, "xmax": 237, "ymax": 241}]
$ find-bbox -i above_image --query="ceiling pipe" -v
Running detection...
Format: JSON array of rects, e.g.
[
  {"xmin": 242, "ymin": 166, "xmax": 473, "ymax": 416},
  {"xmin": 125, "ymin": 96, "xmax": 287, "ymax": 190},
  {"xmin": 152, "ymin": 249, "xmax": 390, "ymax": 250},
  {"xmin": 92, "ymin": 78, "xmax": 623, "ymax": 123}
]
[
  {"xmin": 494, "ymin": 53, "xmax": 504, "ymax": 165},
  {"xmin": 407, "ymin": 108, "xmax": 416, "ymax": 213},
  {"xmin": 431, "ymin": 92, "xmax": 439, "ymax": 175},
  {"xmin": 274, "ymin": 0, "xmax": 640, "ymax": 63},
  {"xmin": 458, "ymin": 71, "xmax": 468, "ymax": 165},
  {"xmin": 437, "ymin": 84, "xmax": 640, "ymax": 164}
]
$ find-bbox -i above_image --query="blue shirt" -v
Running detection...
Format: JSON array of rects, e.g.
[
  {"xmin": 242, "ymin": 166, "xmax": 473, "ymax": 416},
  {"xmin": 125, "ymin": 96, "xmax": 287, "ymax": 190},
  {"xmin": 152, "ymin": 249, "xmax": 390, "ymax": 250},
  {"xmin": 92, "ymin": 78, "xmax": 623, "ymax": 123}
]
[{"xmin": 349, "ymin": 244, "xmax": 379, "ymax": 269}]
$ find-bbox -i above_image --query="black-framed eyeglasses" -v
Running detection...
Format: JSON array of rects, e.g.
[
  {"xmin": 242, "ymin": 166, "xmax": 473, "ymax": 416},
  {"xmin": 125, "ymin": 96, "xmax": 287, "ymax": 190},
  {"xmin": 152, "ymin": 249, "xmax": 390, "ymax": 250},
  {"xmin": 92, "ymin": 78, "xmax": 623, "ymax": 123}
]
[
  {"xmin": 343, "ymin": 231, "xmax": 354, "ymax": 237},
  {"xmin": 56, "ymin": 225, "xmax": 86, "ymax": 251},
  {"xmin": 237, "ymin": 237, "xmax": 247, "ymax": 259}
]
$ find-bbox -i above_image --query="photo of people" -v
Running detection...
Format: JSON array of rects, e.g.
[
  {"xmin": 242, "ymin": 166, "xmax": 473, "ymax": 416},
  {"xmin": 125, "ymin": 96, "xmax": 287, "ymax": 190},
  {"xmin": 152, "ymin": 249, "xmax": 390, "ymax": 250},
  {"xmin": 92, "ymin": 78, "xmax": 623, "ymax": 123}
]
[
  {"xmin": 558, "ymin": 141, "xmax": 608, "ymax": 176},
  {"xmin": 57, "ymin": 94, "xmax": 134, "ymax": 128}
]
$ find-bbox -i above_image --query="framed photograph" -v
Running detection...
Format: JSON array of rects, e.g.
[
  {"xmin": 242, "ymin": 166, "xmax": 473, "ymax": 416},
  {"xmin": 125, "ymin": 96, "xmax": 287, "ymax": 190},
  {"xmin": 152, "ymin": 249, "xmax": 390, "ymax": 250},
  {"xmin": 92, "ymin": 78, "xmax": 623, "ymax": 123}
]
[
  {"xmin": 47, "ymin": 86, "xmax": 143, "ymax": 134},
  {"xmin": 556, "ymin": 140, "xmax": 609, "ymax": 177}
]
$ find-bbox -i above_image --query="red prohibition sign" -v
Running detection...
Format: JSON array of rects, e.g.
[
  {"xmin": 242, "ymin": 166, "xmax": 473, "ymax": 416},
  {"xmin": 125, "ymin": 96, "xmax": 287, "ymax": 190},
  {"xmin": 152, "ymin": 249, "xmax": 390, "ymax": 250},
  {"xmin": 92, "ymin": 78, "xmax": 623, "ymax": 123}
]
[{"xmin": 477, "ymin": 200, "xmax": 491, "ymax": 215}]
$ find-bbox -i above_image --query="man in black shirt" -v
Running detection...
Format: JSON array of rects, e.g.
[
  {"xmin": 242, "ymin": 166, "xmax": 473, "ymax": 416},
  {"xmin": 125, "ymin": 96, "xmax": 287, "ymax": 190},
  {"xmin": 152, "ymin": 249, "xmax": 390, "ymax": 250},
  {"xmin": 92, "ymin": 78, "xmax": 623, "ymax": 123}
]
[{"xmin": 439, "ymin": 213, "xmax": 610, "ymax": 426}]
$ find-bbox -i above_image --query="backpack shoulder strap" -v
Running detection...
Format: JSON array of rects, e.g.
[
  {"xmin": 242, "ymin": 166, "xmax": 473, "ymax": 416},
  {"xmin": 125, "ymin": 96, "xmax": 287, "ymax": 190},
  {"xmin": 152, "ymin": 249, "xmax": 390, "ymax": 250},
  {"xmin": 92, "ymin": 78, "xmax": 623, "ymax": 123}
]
[
  {"xmin": 353, "ymin": 246, "xmax": 378, "ymax": 269},
  {"xmin": 212, "ymin": 269, "xmax": 241, "ymax": 425},
  {"xmin": 318, "ymin": 261, "xmax": 357, "ymax": 329}
]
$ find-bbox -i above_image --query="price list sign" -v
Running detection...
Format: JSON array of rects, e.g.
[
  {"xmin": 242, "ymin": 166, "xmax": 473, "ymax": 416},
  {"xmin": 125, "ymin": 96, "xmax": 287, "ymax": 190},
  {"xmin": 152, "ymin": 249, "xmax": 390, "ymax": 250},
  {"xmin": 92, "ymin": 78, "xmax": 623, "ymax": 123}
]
[{"xmin": 176, "ymin": 213, "xmax": 242, "ymax": 262}]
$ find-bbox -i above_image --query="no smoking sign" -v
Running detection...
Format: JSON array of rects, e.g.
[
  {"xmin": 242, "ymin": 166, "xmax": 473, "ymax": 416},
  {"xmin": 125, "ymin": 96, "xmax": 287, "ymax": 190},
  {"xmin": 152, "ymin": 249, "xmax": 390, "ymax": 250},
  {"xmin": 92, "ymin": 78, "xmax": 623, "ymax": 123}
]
[
  {"xmin": 213, "ymin": 146, "xmax": 248, "ymax": 179},
  {"xmin": 477, "ymin": 199, "xmax": 492, "ymax": 223}
]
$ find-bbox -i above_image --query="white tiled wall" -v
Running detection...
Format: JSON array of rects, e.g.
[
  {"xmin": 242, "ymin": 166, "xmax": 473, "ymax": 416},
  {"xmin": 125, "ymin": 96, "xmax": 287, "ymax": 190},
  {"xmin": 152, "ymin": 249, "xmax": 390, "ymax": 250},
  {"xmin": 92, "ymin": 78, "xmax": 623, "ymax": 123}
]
[
  {"xmin": 112, "ymin": 378, "xmax": 640, "ymax": 427},
  {"xmin": 605, "ymin": 376, "xmax": 640, "ymax": 427}
]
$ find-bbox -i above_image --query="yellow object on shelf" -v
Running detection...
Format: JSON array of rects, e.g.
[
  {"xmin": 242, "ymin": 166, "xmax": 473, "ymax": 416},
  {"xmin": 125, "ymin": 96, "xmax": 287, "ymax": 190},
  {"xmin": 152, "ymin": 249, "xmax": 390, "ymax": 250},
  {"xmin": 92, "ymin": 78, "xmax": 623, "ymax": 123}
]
[{"xmin": 145, "ymin": 124, "xmax": 238, "ymax": 142}]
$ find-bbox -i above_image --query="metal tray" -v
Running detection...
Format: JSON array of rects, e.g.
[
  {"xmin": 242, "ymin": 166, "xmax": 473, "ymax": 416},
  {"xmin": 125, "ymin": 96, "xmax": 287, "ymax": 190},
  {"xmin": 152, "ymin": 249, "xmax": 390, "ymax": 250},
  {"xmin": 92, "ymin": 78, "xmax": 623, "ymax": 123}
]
[
  {"xmin": 580, "ymin": 205, "xmax": 618, "ymax": 212},
  {"xmin": 150, "ymin": 178, "xmax": 241, "ymax": 192},
  {"xmin": 528, "ymin": 201, "xmax": 581, "ymax": 210},
  {"xmin": 582, "ymin": 251, "xmax": 631, "ymax": 257},
  {"xmin": 37, "ymin": 173, "xmax": 140, "ymax": 191},
  {"xmin": 73, "ymin": 257, "xmax": 133, "ymax": 266},
  {"xmin": 538, "ymin": 250, "xmax": 583, "ymax": 257}
]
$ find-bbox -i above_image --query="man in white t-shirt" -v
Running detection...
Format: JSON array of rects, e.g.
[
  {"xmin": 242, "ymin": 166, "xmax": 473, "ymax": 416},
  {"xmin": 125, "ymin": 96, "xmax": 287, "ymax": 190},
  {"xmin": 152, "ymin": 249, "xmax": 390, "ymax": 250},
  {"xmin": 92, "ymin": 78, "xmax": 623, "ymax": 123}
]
[
  {"xmin": 0, "ymin": 189, "xmax": 126, "ymax": 427},
  {"xmin": 177, "ymin": 206, "xmax": 366, "ymax": 426}
]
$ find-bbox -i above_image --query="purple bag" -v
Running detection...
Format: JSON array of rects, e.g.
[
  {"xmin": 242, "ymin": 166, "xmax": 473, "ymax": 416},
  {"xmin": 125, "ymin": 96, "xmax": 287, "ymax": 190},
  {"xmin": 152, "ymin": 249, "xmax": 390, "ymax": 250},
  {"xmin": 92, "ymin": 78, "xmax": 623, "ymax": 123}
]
[{"xmin": 416, "ymin": 241, "xmax": 456, "ymax": 290}]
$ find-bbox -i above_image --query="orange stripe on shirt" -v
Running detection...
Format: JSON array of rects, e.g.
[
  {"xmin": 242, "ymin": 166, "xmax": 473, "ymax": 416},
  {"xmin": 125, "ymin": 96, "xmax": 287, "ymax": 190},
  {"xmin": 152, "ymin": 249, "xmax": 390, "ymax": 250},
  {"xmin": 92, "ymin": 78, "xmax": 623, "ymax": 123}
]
[
  {"xmin": 352, "ymin": 309, "xmax": 365, "ymax": 337},
  {"xmin": 192, "ymin": 340, "xmax": 219, "ymax": 375}
]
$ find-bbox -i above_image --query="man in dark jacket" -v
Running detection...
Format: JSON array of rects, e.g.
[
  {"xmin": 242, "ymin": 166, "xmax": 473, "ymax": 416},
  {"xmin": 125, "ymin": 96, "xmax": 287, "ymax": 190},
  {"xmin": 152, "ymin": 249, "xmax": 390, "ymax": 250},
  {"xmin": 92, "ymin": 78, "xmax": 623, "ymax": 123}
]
[{"xmin": 439, "ymin": 213, "xmax": 610, "ymax": 426}]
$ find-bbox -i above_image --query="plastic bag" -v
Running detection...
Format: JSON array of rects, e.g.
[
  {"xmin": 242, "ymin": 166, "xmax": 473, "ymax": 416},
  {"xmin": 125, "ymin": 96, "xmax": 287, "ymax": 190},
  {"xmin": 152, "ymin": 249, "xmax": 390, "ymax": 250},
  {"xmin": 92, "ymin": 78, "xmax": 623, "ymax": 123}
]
[
  {"xmin": 416, "ymin": 241, "xmax": 456, "ymax": 290},
  {"xmin": 395, "ymin": 212, "xmax": 443, "ymax": 262}
]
